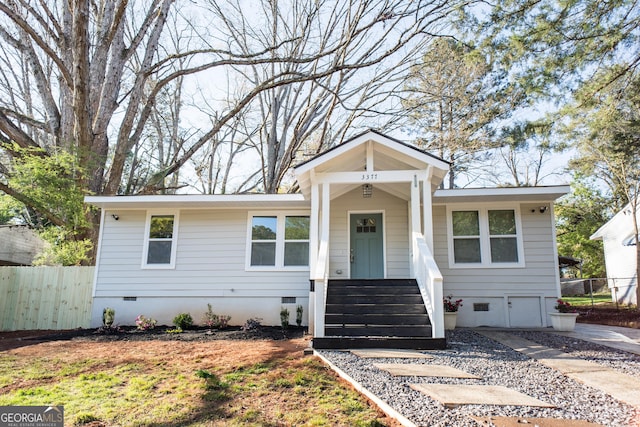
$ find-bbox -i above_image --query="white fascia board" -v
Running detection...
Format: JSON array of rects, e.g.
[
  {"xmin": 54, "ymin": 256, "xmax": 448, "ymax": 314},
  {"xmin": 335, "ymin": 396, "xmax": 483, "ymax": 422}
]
[
  {"xmin": 294, "ymin": 133, "xmax": 371, "ymax": 176},
  {"xmin": 294, "ymin": 130, "xmax": 449, "ymax": 176},
  {"xmin": 590, "ymin": 202, "xmax": 632, "ymax": 241},
  {"xmin": 433, "ymin": 185, "xmax": 571, "ymax": 204},
  {"xmin": 84, "ymin": 194, "xmax": 309, "ymax": 210}
]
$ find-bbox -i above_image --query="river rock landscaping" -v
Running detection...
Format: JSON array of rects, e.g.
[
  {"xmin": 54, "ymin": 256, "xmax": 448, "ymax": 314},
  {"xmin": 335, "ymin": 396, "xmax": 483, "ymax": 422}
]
[{"xmin": 318, "ymin": 329, "xmax": 640, "ymax": 427}]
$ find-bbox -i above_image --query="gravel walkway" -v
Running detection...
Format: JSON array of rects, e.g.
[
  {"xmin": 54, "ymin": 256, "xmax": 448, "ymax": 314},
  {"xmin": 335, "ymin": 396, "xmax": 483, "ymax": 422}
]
[{"xmin": 317, "ymin": 329, "xmax": 640, "ymax": 427}]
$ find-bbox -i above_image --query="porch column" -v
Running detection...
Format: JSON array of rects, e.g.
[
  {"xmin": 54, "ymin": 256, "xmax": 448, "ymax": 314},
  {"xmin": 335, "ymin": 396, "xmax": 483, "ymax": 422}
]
[
  {"xmin": 308, "ymin": 178, "xmax": 319, "ymax": 335},
  {"xmin": 309, "ymin": 175, "xmax": 319, "ymax": 276},
  {"xmin": 422, "ymin": 166, "xmax": 434, "ymax": 253},
  {"xmin": 410, "ymin": 173, "xmax": 421, "ymax": 277},
  {"xmin": 313, "ymin": 182, "xmax": 331, "ymax": 338}
]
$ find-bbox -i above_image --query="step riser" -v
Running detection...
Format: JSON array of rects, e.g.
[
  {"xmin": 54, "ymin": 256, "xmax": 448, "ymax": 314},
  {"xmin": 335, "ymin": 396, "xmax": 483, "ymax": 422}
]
[
  {"xmin": 325, "ymin": 326, "xmax": 432, "ymax": 337},
  {"xmin": 329, "ymin": 286, "xmax": 420, "ymax": 294},
  {"xmin": 329, "ymin": 279, "xmax": 417, "ymax": 287},
  {"xmin": 326, "ymin": 304, "xmax": 427, "ymax": 315},
  {"xmin": 313, "ymin": 337, "xmax": 446, "ymax": 350},
  {"xmin": 327, "ymin": 295, "xmax": 424, "ymax": 304},
  {"xmin": 326, "ymin": 314, "xmax": 430, "ymax": 325}
]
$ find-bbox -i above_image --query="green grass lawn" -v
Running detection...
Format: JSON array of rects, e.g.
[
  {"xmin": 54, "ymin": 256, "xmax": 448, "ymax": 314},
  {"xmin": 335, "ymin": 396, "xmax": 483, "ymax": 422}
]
[{"xmin": 562, "ymin": 293, "xmax": 612, "ymax": 306}]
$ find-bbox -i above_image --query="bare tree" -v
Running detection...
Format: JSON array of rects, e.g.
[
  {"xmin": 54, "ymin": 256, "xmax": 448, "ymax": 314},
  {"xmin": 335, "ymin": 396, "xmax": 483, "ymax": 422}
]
[
  {"xmin": 177, "ymin": 0, "xmax": 464, "ymax": 194},
  {"xmin": 478, "ymin": 121, "xmax": 564, "ymax": 187},
  {"xmin": 0, "ymin": 0, "xmax": 465, "ymax": 262}
]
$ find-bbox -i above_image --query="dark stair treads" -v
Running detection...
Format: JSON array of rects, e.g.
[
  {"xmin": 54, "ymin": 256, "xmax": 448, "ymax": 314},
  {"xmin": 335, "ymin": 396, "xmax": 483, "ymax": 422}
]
[
  {"xmin": 318, "ymin": 278, "xmax": 444, "ymax": 349},
  {"xmin": 325, "ymin": 313, "xmax": 430, "ymax": 325},
  {"xmin": 325, "ymin": 325, "xmax": 432, "ymax": 337}
]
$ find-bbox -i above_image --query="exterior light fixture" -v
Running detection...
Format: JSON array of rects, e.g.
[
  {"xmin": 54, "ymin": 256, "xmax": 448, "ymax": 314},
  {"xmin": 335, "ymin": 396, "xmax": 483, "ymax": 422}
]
[{"xmin": 362, "ymin": 184, "xmax": 373, "ymax": 198}]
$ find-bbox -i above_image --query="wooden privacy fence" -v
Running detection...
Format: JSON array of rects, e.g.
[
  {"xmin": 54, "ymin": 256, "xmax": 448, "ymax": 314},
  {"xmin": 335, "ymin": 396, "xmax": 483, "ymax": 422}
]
[{"xmin": 0, "ymin": 266, "xmax": 94, "ymax": 331}]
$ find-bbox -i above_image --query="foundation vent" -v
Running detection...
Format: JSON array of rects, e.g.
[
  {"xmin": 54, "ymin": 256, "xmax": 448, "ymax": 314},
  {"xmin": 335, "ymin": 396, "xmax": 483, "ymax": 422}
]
[{"xmin": 473, "ymin": 303, "xmax": 489, "ymax": 312}]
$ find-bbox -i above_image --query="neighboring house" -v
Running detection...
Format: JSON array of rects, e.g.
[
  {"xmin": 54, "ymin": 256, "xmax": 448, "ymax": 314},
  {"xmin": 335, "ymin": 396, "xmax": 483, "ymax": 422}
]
[
  {"xmin": 0, "ymin": 225, "xmax": 46, "ymax": 266},
  {"xmin": 591, "ymin": 204, "xmax": 639, "ymax": 305},
  {"xmin": 86, "ymin": 130, "xmax": 569, "ymax": 348}
]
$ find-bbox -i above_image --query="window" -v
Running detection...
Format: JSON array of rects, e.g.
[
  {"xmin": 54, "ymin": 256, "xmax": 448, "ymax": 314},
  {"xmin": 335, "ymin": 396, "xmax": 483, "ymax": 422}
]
[
  {"xmin": 143, "ymin": 213, "xmax": 178, "ymax": 268},
  {"xmin": 488, "ymin": 210, "xmax": 518, "ymax": 263},
  {"xmin": 251, "ymin": 216, "xmax": 277, "ymax": 266},
  {"xmin": 452, "ymin": 211, "xmax": 481, "ymax": 263},
  {"xmin": 448, "ymin": 207, "xmax": 523, "ymax": 268},
  {"xmin": 284, "ymin": 216, "xmax": 310, "ymax": 266},
  {"xmin": 248, "ymin": 213, "xmax": 310, "ymax": 269}
]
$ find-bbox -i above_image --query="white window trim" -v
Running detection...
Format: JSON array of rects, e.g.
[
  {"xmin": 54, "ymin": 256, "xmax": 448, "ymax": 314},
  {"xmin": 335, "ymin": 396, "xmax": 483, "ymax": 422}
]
[
  {"xmin": 446, "ymin": 204, "xmax": 525, "ymax": 269},
  {"xmin": 245, "ymin": 211, "xmax": 311, "ymax": 271},
  {"xmin": 142, "ymin": 210, "xmax": 179, "ymax": 269}
]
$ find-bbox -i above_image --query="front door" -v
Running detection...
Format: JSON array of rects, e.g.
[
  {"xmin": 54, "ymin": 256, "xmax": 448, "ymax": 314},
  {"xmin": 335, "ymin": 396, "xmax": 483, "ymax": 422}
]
[{"xmin": 350, "ymin": 213, "xmax": 384, "ymax": 279}]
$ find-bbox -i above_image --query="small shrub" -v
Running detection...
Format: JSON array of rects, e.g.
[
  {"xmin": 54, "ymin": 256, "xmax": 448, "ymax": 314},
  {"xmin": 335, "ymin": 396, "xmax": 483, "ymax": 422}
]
[
  {"xmin": 135, "ymin": 314, "xmax": 157, "ymax": 331},
  {"xmin": 202, "ymin": 304, "xmax": 232, "ymax": 329},
  {"xmin": 296, "ymin": 304, "xmax": 303, "ymax": 327},
  {"xmin": 102, "ymin": 307, "xmax": 115, "ymax": 326},
  {"xmin": 242, "ymin": 317, "xmax": 262, "ymax": 331},
  {"xmin": 203, "ymin": 304, "xmax": 218, "ymax": 328},
  {"xmin": 280, "ymin": 307, "xmax": 290, "ymax": 329},
  {"xmin": 218, "ymin": 315, "xmax": 231, "ymax": 329},
  {"xmin": 173, "ymin": 313, "xmax": 193, "ymax": 330}
]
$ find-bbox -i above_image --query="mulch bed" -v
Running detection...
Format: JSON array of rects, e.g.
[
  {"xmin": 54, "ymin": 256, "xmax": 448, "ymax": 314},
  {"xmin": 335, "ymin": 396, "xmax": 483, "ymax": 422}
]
[
  {"xmin": 2, "ymin": 305, "xmax": 639, "ymax": 352},
  {"xmin": 576, "ymin": 305, "xmax": 640, "ymax": 329},
  {"xmin": 0, "ymin": 325, "xmax": 306, "ymax": 351}
]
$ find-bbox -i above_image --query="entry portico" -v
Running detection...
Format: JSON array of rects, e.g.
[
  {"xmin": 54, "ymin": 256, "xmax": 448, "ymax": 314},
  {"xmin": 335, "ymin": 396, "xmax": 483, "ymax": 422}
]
[{"xmin": 294, "ymin": 130, "xmax": 450, "ymax": 341}]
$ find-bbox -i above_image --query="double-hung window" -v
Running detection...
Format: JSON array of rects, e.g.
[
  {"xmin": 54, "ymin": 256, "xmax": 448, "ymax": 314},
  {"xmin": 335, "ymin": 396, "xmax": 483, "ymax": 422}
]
[
  {"xmin": 488, "ymin": 210, "xmax": 519, "ymax": 263},
  {"xmin": 448, "ymin": 206, "xmax": 523, "ymax": 268},
  {"xmin": 248, "ymin": 212, "xmax": 310, "ymax": 269},
  {"xmin": 143, "ymin": 212, "xmax": 178, "ymax": 268}
]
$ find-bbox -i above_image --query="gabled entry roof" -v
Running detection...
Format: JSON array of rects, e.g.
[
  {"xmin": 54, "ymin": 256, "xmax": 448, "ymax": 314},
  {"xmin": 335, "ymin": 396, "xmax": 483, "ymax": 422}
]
[{"xmin": 294, "ymin": 129, "xmax": 450, "ymax": 199}]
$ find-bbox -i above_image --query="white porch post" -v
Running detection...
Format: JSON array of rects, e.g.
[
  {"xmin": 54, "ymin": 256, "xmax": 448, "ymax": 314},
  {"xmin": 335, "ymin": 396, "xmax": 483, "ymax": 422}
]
[
  {"xmin": 422, "ymin": 166, "xmax": 434, "ymax": 253},
  {"xmin": 410, "ymin": 173, "xmax": 421, "ymax": 277},
  {"xmin": 308, "ymin": 178, "xmax": 319, "ymax": 335},
  {"xmin": 313, "ymin": 182, "xmax": 331, "ymax": 338}
]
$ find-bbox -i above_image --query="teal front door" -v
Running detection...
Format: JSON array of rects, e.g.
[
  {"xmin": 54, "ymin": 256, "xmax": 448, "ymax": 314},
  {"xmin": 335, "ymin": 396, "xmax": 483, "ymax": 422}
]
[{"xmin": 350, "ymin": 213, "xmax": 384, "ymax": 279}]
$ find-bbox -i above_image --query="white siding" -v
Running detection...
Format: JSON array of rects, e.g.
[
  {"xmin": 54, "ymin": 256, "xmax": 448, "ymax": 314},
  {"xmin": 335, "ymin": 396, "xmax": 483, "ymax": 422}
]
[
  {"xmin": 598, "ymin": 210, "xmax": 638, "ymax": 305},
  {"xmin": 329, "ymin": 186, "xmax": 410, "ymax": 279},
  {"xmin": 434, "ymin": 203, "xmax": 560, "ymax": 327},
  {"xmin": 92, "ymin": 209, "xmax": 310, "ymax": 327}
]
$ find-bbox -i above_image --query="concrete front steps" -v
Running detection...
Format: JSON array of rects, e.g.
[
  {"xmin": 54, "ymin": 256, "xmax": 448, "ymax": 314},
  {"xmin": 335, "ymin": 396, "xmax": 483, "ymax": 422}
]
[{"xmin": 312, "ymin": 279, "xmax": 446, "ymax": 350}]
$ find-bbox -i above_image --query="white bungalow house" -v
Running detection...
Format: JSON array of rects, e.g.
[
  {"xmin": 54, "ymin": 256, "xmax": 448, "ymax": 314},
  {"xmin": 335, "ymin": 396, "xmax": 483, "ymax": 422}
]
[
  {"xmin": 85, "ymin": 130, "xmax": 569, "ymax": 348},
  {"xmin": 591, "ymin": 203, "xmax": 639, "ymax": 305}
]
